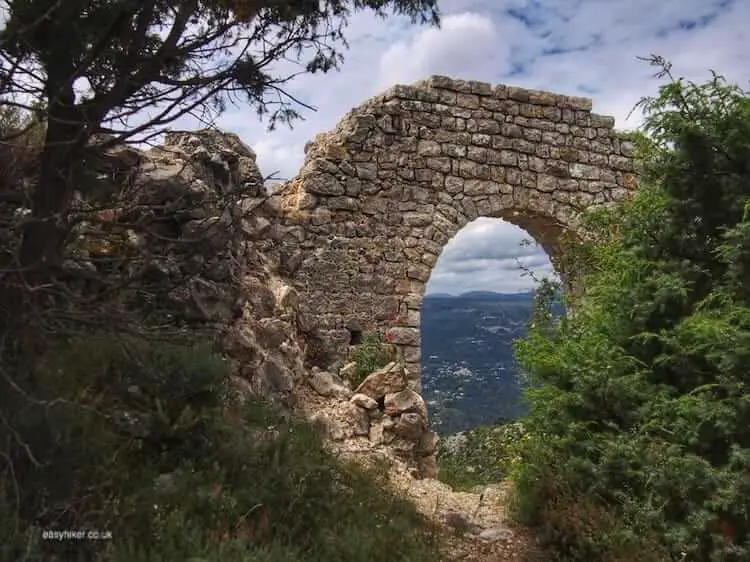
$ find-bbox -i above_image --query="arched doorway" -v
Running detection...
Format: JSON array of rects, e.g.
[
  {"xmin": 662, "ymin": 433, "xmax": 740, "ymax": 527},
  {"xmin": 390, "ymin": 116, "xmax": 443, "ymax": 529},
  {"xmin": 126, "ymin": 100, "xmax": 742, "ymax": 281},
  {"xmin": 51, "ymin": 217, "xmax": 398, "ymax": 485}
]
[{"xmin": 422, "ymin": 217, "xmax": 557, "ymax": 434}]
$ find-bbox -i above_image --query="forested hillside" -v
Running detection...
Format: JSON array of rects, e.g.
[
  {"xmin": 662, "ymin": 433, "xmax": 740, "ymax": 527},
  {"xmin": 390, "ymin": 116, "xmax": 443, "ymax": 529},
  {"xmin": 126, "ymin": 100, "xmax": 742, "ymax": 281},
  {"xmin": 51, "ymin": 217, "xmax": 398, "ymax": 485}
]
[
  {"xmin": 422, "ymin": 291, "xmax": 567, "ymax": 434},
  {"xmin": 422, "ymin": 291, "xmax": 533, "ymax": 433}
]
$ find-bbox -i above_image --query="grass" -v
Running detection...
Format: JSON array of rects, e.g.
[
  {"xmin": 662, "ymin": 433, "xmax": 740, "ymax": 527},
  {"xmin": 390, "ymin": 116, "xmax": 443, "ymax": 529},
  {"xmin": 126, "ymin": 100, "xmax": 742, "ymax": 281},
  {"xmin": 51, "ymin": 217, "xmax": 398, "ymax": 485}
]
[
  {"xmin": 436, "ymin": 422, "xmax": 527, "ymax": 492},
  {"xmin": 0, "ymin": 333, "xmax": 440, "ymax": 562},
  {"xmin": 348, "ymin": 331, "xmax": 394, "ymax": 387}
]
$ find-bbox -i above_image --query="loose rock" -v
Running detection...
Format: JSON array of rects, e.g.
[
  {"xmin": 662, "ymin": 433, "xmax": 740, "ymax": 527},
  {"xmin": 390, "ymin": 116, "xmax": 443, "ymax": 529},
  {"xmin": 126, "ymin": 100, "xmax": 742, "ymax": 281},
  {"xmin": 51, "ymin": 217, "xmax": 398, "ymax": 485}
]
[
  {"xmin": 350, "ymin": 393, "xmax": 378, "ymax": 410},
  {"xmin": 384, "ymin": 389, "xmax": 428, "ymax": 420},
  {"xmin": 354, "ymin": 361, "xmax": 408, "ymax": 400}
]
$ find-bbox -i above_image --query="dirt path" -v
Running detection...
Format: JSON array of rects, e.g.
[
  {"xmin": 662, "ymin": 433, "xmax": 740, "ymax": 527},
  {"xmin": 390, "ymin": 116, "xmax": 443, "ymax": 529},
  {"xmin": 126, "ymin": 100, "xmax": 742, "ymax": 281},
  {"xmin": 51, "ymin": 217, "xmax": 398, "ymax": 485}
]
[
  {"xmin": 394, "ymin": 476, "xmax": 536, "ymax": 561},
  {"xmin": 297, "ymin": 382, "xmax": 540, "ymax": 561},
  {"xmin": 333, "ymin": 441, "xmax": 538, "ymax": 562}
]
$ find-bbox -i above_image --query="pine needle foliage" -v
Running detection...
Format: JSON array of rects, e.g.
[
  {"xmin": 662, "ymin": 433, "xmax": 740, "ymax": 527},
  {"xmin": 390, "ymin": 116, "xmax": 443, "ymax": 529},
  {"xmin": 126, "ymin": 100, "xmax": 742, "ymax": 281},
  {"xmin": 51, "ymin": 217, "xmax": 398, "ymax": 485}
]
[{"xmin": 512, "ymin": 56, "xmax": 750, "ymax": 562}]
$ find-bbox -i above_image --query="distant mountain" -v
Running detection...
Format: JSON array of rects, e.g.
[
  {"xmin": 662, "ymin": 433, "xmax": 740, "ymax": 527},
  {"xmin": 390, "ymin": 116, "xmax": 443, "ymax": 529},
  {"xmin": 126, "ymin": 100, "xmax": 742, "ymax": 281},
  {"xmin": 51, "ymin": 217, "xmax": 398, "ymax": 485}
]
[
  {"xmin": 421, "ymin": 290, "xmax": 564, "ymax": 435},
  {"xmin": 456, "ymin": 290, "xmax": 534, "ymax": 301},
  {"xmin": 425, "ymin": 290, "xmax": 534, "ymax": 301}
]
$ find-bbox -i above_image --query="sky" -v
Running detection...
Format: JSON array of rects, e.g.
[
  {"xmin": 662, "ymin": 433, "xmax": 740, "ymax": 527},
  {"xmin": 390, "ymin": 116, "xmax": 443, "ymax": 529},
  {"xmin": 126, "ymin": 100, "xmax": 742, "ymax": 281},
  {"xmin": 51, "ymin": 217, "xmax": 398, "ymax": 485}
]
[
  {"xmin": 210, "ymin": 0, "xmax": 747, "ymax": 295},
  {"xmin": 11, "ymin": 0, "xmax": 746, "ymax": 295}
]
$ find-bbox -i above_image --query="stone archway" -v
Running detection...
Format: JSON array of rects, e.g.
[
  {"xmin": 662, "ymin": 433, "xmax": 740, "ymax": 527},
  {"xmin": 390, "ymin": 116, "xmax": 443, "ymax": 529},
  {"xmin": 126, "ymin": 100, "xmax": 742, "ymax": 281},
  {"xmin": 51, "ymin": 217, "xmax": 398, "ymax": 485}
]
[{"xmin": 273, "ymin": 75, "xmax": 636, "ymax": 392}]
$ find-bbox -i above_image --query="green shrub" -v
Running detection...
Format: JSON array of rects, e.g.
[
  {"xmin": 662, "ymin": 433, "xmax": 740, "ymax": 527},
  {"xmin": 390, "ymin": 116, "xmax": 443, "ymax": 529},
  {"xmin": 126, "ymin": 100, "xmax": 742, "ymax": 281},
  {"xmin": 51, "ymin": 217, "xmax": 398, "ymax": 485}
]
[
  {"xmin": 436, "ymin": 422, "xmax": 527, "ymax": 491},
  {"xmin": 510, "ymin": 434, "xmax": 670, "ymax": 562},
  {"xmin": 350, "ymin": 331, "xmax": 392, "ymax": 387},
  {"xmin": 0, "ymin": 333, "xmax": 439, "ymax": 562},
  {"xmin": 510, "ymin": 58, "xmax": 750, "ymax": 561}
]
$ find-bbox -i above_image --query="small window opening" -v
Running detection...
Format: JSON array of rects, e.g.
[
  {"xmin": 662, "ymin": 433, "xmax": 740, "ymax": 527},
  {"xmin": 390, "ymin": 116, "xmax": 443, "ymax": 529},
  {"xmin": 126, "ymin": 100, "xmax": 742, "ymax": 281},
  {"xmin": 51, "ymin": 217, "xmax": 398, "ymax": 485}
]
[{"xmin": 348, "ymin": 328, "xmax": 362, "ymax": 345}]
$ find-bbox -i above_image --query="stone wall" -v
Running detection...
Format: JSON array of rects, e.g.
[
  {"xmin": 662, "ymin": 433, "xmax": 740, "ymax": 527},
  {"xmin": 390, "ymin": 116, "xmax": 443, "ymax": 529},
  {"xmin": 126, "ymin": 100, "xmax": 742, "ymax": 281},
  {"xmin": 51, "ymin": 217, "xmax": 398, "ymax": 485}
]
[
  {"xmin": 65, "ymin": 130, "xmax": 311, "ymax": 412},
  {"xmin": 269, "ymin": 75, "xmax": 637, "ymax": 391}
]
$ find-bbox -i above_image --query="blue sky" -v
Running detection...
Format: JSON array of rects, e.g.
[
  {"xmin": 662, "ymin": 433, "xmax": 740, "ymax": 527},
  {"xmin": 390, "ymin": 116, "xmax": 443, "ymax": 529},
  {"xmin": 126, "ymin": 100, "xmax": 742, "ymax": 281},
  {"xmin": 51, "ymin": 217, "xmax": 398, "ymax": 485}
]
[
  {"xmin": 1, "ymin": 2, "xmax": 745, "ymax": 294},
  {"xmin": 157, "ymin": 1, "xmax": 750, "ymax": 293}
]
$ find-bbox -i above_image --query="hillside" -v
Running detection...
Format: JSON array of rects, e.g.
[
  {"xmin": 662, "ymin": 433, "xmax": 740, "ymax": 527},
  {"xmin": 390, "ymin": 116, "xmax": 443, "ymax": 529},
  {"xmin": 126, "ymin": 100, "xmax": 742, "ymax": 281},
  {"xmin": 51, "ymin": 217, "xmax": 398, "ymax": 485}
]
[
  {"xmin": 421, "ymin": 291, "xmax": 534, "ymax": 434},
  {"xmin": 422, "ymin": 291, "xmax": 565, "ymax": 435}
]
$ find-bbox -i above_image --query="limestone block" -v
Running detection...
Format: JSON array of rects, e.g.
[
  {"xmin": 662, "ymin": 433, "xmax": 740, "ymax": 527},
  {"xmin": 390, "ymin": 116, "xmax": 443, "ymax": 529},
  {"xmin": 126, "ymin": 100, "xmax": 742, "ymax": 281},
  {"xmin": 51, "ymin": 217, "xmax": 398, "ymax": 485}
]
[
  {"xmin": 385, "ymin": 327, "xmax": 419, "ymax": 346},
  {"xmin": 418, "ymin": 454, "xmax": 438, "ymax": 479},
  {"xmin": 353, "ymin": 361, "xmax": 407, "ymax": 400},
  {"xmin": 417, "ymin": 430, "xmax": 439, "ymax": 456},
  {"xmin": 394, "ymin": 412, "xmax": 425, "ymax": 441},
  {"xmin": 350, "ymin": 393, "xmax": 378, "ymax": 410},
  {"xmin": 384, "ymin": 389, "xmax": 428, "ymax": 420}
]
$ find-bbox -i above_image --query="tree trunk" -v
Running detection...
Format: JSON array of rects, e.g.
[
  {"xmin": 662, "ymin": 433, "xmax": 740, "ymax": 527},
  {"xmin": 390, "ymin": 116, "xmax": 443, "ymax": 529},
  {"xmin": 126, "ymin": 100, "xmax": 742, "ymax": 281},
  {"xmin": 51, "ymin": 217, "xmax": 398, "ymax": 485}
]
[
  {"xmin": 0, "ymin": 77, "xmax": 88, "ymax": 352},
  {"xmin": 19, "ymin": 82, "xmax": 87, "ymax": 272}
]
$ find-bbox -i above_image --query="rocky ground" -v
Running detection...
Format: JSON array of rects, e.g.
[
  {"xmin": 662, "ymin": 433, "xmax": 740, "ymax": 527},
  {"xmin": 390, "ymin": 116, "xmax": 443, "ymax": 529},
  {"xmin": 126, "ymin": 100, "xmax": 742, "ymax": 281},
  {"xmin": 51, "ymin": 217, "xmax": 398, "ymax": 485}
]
[
  {"xmin": 394, "ymin": 477, "xmax": 536, "ymax": 561},
  {"xmin": 351, "ymin": 446, "xmax": 539, "ymax": 561},
  {"xmin": 294, "ymin": 361, "xmax": 541, "ymax": 562}
]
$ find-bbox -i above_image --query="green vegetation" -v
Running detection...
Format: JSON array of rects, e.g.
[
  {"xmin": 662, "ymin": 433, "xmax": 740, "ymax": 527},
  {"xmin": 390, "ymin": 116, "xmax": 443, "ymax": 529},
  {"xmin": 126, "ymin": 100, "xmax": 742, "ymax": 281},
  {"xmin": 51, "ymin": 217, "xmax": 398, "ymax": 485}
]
[
  {"xmin": 511, "ymin": 57, "xmax": 750, "ymax": 561},
  {"xmin": 0, "ymin": 0, "xmax": 439, "ymax": 270},
  {"xmin": 3, "ymin": 1, "xmax": 749, "ymax": 557},
  {"xmin": 436, "ymin": 422, "xmax": 528, "ymax": 492},
  {"xmin": 350, "ymin": 332, "xmax": 394, "ymax": 387},
  {"xmin": 0, "ymin": 335, "xmax": 439, "ymax": 562},
  {"xmin": 0, "ymin": 3, "xmax": 444, "ymax": 558}
]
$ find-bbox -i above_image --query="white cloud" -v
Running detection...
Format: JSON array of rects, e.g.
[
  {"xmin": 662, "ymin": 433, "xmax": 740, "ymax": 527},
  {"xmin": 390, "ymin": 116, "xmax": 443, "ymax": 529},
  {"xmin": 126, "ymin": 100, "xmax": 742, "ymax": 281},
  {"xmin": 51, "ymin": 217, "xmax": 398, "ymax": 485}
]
[
  {"xmin": 250, "ymin": 137, "xmax": 305, "ymax": 182},
  {"xmin": 199, "ymin": 0, "xmax": 748, "ymax": 294},
  {"xmin": 426, "ymin": 218, "xmax": 555, "ymax": 295},
  {"xmin": 376, "ymin": 12, "xmax": 510, "ymax": 89}
]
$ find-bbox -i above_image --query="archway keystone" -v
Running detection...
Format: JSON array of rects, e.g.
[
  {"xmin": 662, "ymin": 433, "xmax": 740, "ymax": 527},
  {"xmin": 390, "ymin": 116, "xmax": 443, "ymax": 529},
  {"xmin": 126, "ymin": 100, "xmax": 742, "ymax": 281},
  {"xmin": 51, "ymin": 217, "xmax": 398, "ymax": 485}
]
[{"xmin": 274, "ymin": 75, "xmax": 637, "ymax": 391}]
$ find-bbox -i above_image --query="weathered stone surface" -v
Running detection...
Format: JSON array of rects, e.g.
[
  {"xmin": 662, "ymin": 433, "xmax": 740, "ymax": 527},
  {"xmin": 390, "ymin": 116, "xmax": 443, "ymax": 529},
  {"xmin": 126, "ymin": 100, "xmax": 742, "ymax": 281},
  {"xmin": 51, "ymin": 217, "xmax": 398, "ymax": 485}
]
[
  {"xmin": 342, "ymin": 402, "xmax": 370, "ymax": 436},
  {"xmin": 100, "ymin": 78, "xmax": 638, "ymax": 479},
  {"xmin": 241, "ymin": 277, "xmax": 277, "ymax": 318},
  {"xmin": 350, "ymin": 393, "xmax": 378, "ymax": 410},
  {"xmin": 353, "ymin": 361, "xmax": 407, "ymax": 400},
  {"xmin": 443, "ymin": 511, "xmax": 475, "ymax": 533},
  {"xmin": 256, "ymin": 318, "xmax": 291, "ymax": 349},
  {"xmin": 278, "ymin": 77, "xmax": 636, "ymax": 407},
  {"xmin": 384, "ymin": 389, "xmax": 428, "ymax": 420},
  {"xmin": 385, "ymin": 327, "xmax": 420, "ymax": 346},
  {"xmin": 418, "ymin": 454, "xmax": 438, "ymax": 479},
  {"xmin": 258, "ymin": 359, "xmax": 294, "ymax": 395},
  {"xmin": 309, "ymin": 412, "xmax": 345, "ymax": 441},
  {"xmin": 390, "ymin": 437, "xmax": 418, "ymax": 457},
  {"xmin": 395, "ymin": 412, "xmax": 426, "ymax": 440},
  {"xmin": 308, "ymin": 370, "xmax": 338, "ymax": 396},
  {"xmin": 82, "ymin": 130, "xmax": 329, "ymax": 416},
  {"xmin": 308, "ymin": 368, "xmax": 351, "ymax": 399},
  {"xmin": 273, "ymin": 282, "xmax": 299, "ymax": 313},
  {"xmin": 477, "ymin": 526, "xmax": 514, "ymax": 542},
  {"xmin": 369, "ymin": 420, "xmax": 385, "ymax": 444},
  {"xmin": 417, "ymin": 430, "xmax": 439, "ymax": 456}
]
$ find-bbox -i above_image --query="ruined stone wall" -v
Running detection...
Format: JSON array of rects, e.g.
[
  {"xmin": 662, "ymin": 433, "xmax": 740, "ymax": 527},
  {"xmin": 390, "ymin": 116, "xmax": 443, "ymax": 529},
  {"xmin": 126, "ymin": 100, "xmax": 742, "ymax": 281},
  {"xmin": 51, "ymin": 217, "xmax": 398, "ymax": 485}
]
[{"xmin": 271, "ymin": 75, "xmax": 637, "ymax": 391}]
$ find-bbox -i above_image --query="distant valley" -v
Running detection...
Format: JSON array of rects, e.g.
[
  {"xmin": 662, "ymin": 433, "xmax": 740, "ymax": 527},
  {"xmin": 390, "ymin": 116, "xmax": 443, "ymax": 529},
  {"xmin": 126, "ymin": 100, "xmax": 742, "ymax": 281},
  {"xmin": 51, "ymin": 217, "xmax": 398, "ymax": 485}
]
[{"xmin": 421, "ymin": 291, "xmax": 535, "ymax": 435}]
